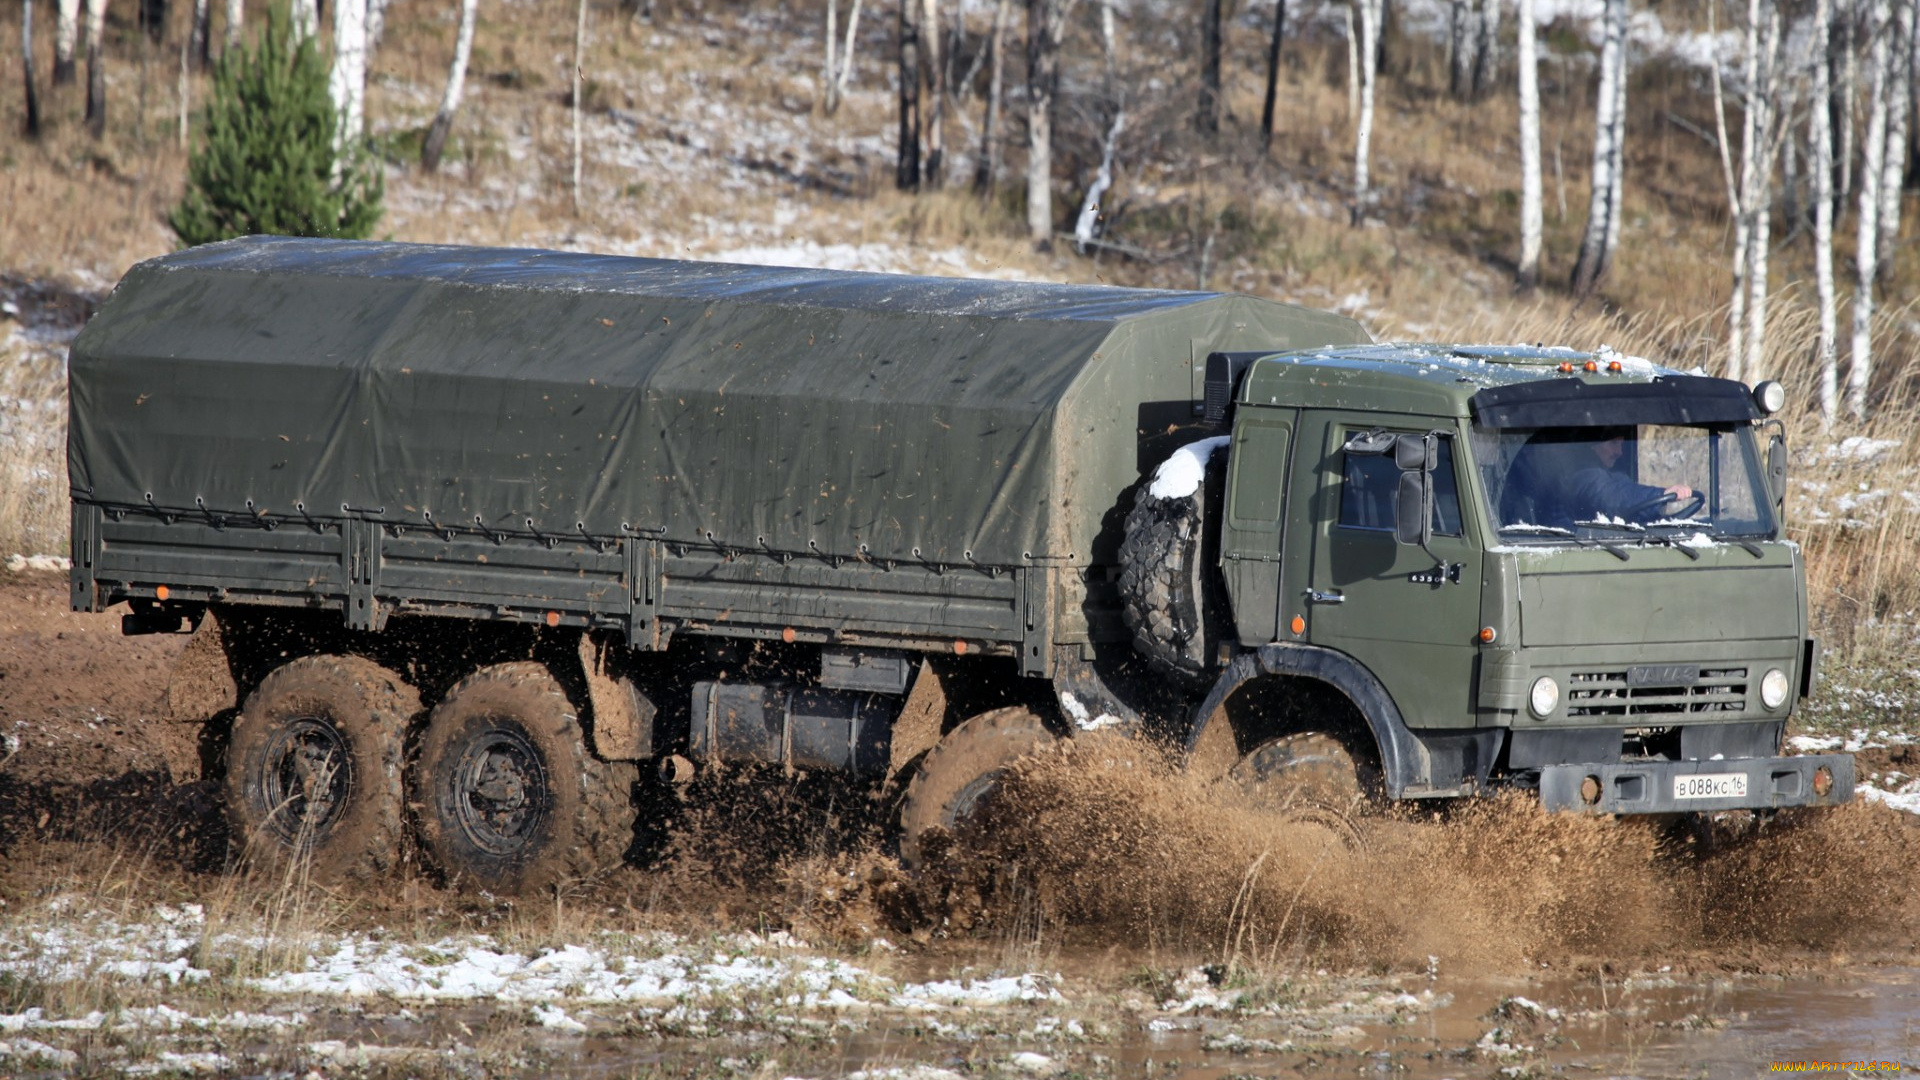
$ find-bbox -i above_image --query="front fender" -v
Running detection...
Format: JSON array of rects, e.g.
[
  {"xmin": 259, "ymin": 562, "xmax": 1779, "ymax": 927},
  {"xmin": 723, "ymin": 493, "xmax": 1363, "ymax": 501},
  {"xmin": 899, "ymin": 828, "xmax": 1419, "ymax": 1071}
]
[{"xmin": 1183, "ymin": 643, "xmax": 1428, "ymax": 798}]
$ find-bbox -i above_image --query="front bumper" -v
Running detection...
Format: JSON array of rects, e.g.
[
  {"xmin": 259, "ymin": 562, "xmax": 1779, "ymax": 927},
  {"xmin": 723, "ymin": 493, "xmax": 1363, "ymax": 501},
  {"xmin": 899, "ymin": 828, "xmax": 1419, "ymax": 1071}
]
[{"xmin": 1539, "ymin": 754, "xmax": 1854, "ymax": 814}]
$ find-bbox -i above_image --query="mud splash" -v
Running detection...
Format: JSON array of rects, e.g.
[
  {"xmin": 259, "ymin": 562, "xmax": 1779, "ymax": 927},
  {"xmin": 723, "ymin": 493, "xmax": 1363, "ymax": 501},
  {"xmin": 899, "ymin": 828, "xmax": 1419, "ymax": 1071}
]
[{"xmin": 926, "ymin": 740, "xmax": 1920, "ymax": 971}]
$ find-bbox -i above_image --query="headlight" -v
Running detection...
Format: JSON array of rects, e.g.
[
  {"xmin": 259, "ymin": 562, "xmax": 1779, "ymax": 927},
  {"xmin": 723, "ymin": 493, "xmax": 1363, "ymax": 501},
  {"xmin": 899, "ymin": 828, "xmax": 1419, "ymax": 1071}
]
[
  {"xmin": 1529, "ymin": 676, "xmax": 1560, "ymax": 718},
  {"xmin": 1752, "ymin": 379, "xmax": 1787, "ymax": 415},
  {"xmin": 1761, "ymin": 668, "xmax": 1790, "ymax": 709}
]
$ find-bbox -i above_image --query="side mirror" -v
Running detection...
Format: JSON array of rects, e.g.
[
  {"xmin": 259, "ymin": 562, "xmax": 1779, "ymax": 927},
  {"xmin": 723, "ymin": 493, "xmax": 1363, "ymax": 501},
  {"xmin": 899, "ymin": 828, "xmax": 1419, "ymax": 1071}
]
[
  {"xmin": 1394, "ymin": 432, "xmax": 1435, "ymax": 471},
  {"xmin": 1392, "ymin": 432, "xmax": 1436, "ymax": 548},
  {"xmin": 1394, "ymin": 469, "xmax": 1433, "ymax": 547},
  {"xmin": 1766, "ymin": 427, "xmax": 1787, "ymax": 520}
]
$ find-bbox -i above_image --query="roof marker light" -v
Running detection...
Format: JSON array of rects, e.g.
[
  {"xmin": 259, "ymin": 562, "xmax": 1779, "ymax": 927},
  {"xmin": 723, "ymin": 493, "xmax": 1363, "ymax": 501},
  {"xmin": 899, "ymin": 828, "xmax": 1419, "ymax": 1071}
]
[
  {"xmin": 1557, "ymin": 362, "xmax": 1575, "ymax": 374},
  {"xmin": 1608, "ymin": 360, "xmax": 1623, "ymax": 373},
  {"xmin": 1583, "ymin": 360, "xmax": 1599, "ymax": 373}
]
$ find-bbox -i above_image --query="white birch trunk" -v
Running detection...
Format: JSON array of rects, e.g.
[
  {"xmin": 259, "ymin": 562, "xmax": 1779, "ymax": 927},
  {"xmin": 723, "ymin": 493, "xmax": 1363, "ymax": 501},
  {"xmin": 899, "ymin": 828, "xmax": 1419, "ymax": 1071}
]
[
  {"xmin": 1518, "ymin": 0, "xmax": 1543, "ymax": 286},
  {"xmin": 1026, "ymin": 0, "xmax": 1079, "ymax": 249},
  {"xmin": 1875, "ymin": 0, "xmax": 1912, "ymax": 278},
  {"xmin": 1840, "ymin": 1, "xmax": 1856, "ymax": 203},
  {"xmin": 1850, "ymin": 0, "xmax": 1891, "ymax": 421},
  {"xmin": 831, "ymin": 0, "xmax": 862, "ymax": 113},
  {"xmin": 290, "ymin": 0, "xmax": 317, "ymax": 42},
  {"xmin": 421, "ymin": 0, "xmax": 478, "ymax": 172},
  {"xmin": 572, "ymin": 0, "xmax": 586, "ymax": 214},
  {"xmin": 1572, "ymin": 0, "xmax": 1626, "ymax": 292},
  {"xmin": 55, "ymin": 0, "xmax": 81, "ymax": 83},
  {"xmin": 330, "ymin": 0, "xmax": 369, "ymax": 154},
  {"xmin": 1344, "ymin": 4, "xmax": 1359, "ymax": 123},
  {"xmin": 368, "ymin": 0, "xmax": 392, "ymax": 47},
  {"xmin": 826, "ymin": 0, "xmax": 838, "ymax": 108},
  {"xmin": 1353, "ymin": 0, "xmax": 1380, "ymax": 223},
  {"xmin": 1449, "ymin": 0, "xmax": 1472, "ymax": 97},
  {"xmin": 224, "ymin": 0, "xmax": 242, "ymax": 51},
  {"xmin": 1601, "ymin": 26, "xmax": 1626, "ymax": 264},
  {"xmin": 1073, "ymin": 110, "xmax": 1124, "ymax": 251},
  {"xmin": 1814, "ymin": 0, "xmax": 1839, "ymax": 426},
  {"xmin": 922, "ymin": 0, "xmax": 945, "ymax": 186},
  {"xmin": 1742, "ymin": 5, "xmax": 1782, "ymax": 383},
  {"xmin": 1726, "ymin": 0, "xmax": 1762, "ymax": 380}
]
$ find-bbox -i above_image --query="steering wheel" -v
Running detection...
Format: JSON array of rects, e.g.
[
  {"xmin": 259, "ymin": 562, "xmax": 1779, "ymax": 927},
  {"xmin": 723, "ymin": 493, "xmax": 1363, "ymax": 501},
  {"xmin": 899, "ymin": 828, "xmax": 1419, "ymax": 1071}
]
[{"xmin": 1629, "ymin": 489, "xmax": 1706, "ymax": 519}]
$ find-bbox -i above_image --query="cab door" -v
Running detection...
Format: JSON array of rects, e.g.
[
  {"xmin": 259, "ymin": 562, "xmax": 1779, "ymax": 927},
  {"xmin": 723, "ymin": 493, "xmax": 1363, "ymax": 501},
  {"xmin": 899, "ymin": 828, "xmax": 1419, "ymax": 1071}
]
[{"xmin": 1296, "ymin": 413, "xmax": 1484, "ymax": 729}]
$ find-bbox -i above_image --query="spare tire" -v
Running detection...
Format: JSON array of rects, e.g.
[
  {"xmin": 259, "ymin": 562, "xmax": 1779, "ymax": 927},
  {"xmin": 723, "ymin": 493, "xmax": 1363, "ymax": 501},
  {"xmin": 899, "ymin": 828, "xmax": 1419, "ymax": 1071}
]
[{"xmin": 1118, "ymin": 443, "xmax": 1230, "ymax": 685}]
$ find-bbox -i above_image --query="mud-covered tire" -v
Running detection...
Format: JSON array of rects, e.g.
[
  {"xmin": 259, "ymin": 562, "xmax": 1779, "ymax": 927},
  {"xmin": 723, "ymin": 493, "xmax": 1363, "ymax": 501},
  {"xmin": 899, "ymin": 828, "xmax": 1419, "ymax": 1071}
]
[
  {"xmin": 1229, "ymin": 731, "xmax": 1380, "ymax": 810},
  {"xmin": 413, "ymin": 662, "xmax": 637, "ymax": 896},
  {"xmin": 1118, "ymin": 456, "xmax": 1227, "ymax": 685},
  {"xmin": 1228, "ymin": 732, "xmax": 1378, "ymax": 850},
  {"xmin": 898, "ymin": 707, "xmax": 1058, "ymax": 870},
  {"xmin": 225, "ymin": 655, "xmax": 419, "ymax": 882}
]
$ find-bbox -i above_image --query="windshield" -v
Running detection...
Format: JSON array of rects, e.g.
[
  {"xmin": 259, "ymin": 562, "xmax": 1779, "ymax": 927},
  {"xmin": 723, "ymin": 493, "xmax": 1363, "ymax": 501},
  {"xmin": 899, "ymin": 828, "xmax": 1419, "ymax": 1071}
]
[{"xmin": 1472, "ymin": 423, "xmax": 1777, "ymax": 540}]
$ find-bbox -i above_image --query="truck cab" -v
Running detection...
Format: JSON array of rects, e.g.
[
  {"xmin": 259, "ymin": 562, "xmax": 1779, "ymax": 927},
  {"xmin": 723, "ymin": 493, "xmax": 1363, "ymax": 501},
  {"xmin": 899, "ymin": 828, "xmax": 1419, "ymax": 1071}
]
[{"xmin": 1186, "ymin": 344, "xmax": 1849, "ymax": 816}]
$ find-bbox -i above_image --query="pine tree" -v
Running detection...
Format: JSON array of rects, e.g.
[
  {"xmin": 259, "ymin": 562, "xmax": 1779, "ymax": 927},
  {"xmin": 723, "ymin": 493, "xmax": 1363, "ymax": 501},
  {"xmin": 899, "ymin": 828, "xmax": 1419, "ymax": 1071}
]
[{"xmin": 169, "ymin": 6, "xmax": 383, "ymax": 247}]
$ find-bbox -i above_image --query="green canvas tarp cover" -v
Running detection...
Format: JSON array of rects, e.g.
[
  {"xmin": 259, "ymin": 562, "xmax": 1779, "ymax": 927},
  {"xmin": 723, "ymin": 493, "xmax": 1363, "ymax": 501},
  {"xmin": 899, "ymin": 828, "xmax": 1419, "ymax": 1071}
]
[{"xmin": 69, "ymin": 237, "xmax": 1368, "ymax": 567}]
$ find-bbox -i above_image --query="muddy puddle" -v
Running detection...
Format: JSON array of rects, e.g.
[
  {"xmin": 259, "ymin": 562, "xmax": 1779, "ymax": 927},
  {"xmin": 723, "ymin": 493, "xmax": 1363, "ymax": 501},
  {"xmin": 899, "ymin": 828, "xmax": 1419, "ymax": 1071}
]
[{"xmin": 197, "ymin": 961, "xmax": 1916, "ymax": 1078}]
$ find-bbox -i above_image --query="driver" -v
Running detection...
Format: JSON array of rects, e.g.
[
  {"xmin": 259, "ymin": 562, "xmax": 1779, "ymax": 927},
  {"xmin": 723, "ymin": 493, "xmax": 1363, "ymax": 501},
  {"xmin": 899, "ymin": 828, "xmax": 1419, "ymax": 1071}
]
[{"xmin": 1561, "ymin": 429, "xmax": 1694, "ymax": 522}]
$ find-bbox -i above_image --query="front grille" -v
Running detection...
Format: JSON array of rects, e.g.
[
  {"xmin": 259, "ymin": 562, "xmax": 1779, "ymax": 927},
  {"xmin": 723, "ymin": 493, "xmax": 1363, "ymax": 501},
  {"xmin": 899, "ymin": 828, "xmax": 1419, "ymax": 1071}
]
[{"xmin": 1565, "ymin": 667, "xmax": 1749, "ymax": 719}]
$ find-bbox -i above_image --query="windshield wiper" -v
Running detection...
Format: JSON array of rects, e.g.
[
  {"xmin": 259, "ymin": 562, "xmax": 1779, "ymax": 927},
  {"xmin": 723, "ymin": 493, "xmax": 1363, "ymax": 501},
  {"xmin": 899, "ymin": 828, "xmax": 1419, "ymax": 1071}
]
[{"xmin": 1501, "ymin": 523, "xmax": 1630, "ymax": 559}]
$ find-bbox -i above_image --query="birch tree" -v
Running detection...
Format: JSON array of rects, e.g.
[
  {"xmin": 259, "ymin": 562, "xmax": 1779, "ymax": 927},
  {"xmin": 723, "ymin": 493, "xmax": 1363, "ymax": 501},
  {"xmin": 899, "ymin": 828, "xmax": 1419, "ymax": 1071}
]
[
  {"xmin": 1850, "ymin": 0, "xmax": 1891, "ymax": 421},
  {"xmin": 1260, "ymin": 0, "xmax": 1286, "ymax": 149},
  {"xmin": 1074, "ymin": 0, "xmax": 1122, "ymax": 251},
  {"xmin": 83, "ymin": 0, "xmax": 105, "ymax": 136},
  {"xmin": 1814, "ymin": 0, "xmax": 1839, "ymax": 426},
  {"xmin": 572, "ymin": 0, "xmax": 585, "ymax": 214},
  {"xmin": 1740, "ymin": 4, "xmax": 1784, "ymax": 383},
  {"xmin": 823, "ymin": 0, "xmax": 862, "ymax": 115},
  {"xmin": 1026, "ymin": 0, "xmax": 1079, "ymax": 250},
  {"xmin": 1517, "ymin": 0, "xmax": 1542, "ymax": 287},
  {"xmin": 1571, "ymin": 0, "xmax": 1628, "ymax": 294},
  {"xmin": 1352, "ymin": 0, "xmax": 1382, "ymax": 224},
  {"xmin": 23, "ymin": 0, "xmax": 43, "ymax": 137},
  {"xmin": 1875, "ymin": 0, "xmax": 1912, "ymax": 280},
  {"xmin": 224, "ymin": 0, "xmax": 241, "ymax": 51},
  {"xmin": 921, "ymin": 0, "xmax": 946, "ymax": 186},
  {"xmin": 54, "ymin": 0, "xmax": 77, "ymax": 84},
  {"xmin": 422, "ymin": 0, "xmax": 478, "ymax": 172},
  {"xmin": 974, "ymin": 0, "xmax": 1008, "ymax": 192},
  {"xmin": 330, "ymin": 0, "xmax": 369, "ymax": 154}
]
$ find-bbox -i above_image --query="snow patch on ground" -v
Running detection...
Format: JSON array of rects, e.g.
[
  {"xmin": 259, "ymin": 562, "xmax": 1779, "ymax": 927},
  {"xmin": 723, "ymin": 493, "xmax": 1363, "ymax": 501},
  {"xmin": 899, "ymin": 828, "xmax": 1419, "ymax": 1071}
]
[
  {"xmin": 4, "ymin": 554, "xmax": 69, "ymax": 573},
  {"xmin": 0, "ymin": 904, "xmax": 1072, "ymax": 1017},
  {"xmin": 1149, "ymin": 437, "xmax": 1231, "ymax": 500}
]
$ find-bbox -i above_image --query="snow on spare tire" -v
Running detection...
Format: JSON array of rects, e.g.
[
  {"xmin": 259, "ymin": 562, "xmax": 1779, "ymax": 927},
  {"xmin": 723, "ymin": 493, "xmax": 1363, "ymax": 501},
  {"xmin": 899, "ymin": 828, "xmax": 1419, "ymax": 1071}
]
[{"xmin": 1118, "ymin": 436, "xmax": 1231, "ymax": 685}]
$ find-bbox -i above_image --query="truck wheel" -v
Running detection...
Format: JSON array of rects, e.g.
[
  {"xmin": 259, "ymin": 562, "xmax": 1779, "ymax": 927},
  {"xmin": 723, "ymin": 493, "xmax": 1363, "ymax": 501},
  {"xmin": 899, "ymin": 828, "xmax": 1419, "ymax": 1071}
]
[
  {"xmin": 898, "ymin": 707, "xmax": 1058, "ymax": 869},
  {"xmin": 1228, "ymin": 732, "xmax": 1377, "ymax": 849},
  {"xmin": 413, "ymin": 662, "xmax": 637, "ymax": 895},
  {"xmin": 225, "ymin": 655, "xmax": 418, "ymax": 881},
  {"xmin": 1118, "ymin": 458, "xmax": 1227, "ymax": 686}
]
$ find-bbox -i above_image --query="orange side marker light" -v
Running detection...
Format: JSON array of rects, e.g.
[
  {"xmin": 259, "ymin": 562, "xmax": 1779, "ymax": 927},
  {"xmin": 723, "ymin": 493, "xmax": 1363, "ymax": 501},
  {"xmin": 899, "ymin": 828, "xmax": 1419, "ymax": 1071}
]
[
  {"xmin": 155, "ymin": 585, "xmax": 170, "ymax": 601},
  {"xmin": 1290, "ymin": 615, "xmax": 1306, "ymax": 635},
  {"xmin": 545, "ymin": 610, "xmax": 561, "ymax": 627}
]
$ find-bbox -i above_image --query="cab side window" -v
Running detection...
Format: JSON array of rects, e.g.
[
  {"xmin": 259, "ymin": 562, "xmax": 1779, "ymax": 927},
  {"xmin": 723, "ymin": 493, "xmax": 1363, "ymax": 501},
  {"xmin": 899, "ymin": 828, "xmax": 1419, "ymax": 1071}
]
[{"xmin": 1339, "ymin": 435, "xmax": 1463, "ymax": 536}]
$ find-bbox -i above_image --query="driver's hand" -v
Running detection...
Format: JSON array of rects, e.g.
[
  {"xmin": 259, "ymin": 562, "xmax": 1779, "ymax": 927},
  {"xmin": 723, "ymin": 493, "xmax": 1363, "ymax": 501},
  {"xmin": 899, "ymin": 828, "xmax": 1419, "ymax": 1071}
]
[{"xmin": 1665, "ymin": 484, "xmax": 1694, "ymax": 500}]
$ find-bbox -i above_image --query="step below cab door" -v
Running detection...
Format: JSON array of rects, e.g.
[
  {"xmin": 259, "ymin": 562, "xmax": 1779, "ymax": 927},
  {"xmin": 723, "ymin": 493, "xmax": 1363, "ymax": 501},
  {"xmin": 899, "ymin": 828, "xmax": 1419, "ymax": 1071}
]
[{"xmin": 1296, "ymin": 413, "xmax": 1485, "ymax": 728}]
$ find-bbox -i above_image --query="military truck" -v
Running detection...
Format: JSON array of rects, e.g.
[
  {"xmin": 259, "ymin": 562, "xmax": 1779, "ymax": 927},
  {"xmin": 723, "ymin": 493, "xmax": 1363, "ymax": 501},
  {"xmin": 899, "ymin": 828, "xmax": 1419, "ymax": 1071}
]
[{"xmin": 68, "ymin": 237, "xmax": 1852, "ymax": 893}]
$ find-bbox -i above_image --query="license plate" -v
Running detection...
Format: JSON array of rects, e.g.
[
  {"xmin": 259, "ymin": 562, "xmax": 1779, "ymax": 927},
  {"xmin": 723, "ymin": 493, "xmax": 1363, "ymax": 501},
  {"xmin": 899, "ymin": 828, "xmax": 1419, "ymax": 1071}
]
[{"xmin": 1674, "ymin": 772, "xmax": 1747, "ymax": 800}]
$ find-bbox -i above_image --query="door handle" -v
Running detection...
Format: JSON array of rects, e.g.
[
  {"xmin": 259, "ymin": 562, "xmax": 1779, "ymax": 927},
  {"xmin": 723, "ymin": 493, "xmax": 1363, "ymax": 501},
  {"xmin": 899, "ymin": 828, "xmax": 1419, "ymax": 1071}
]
[{"xmin": 1305, "ymin": 589, "xmax": 1345, "ymax": 604}]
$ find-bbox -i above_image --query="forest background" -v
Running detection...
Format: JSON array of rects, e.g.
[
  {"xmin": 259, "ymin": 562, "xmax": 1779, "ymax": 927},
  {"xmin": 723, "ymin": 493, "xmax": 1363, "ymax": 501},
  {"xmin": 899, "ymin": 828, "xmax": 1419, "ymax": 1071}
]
[{"xmin": 2, "ymin": 0, "xmax": 1919, "ymax": 690}]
